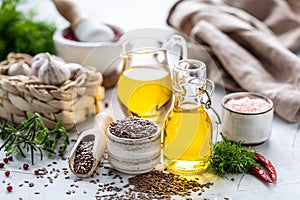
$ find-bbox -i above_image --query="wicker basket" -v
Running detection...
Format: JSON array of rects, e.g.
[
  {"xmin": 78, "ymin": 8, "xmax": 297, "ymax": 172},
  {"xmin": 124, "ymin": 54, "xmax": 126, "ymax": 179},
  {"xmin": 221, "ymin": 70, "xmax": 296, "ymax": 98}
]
[{"xmin": 0, "ymin": 53, "xmax": 105, "ymax": 130}]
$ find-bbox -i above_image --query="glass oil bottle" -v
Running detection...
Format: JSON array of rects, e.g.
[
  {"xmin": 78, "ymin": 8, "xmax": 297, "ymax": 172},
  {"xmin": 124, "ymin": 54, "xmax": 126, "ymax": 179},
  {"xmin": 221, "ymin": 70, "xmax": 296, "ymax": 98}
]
[{"xmin": 163, "ymin": 59, "xmax": 213, "ymax": 174}]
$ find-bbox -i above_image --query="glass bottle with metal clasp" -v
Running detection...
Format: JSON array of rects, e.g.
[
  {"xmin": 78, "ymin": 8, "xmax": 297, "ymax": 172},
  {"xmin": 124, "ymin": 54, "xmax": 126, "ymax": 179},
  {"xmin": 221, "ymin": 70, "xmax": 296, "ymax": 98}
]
[{"xmin": 163, "ymin": 59, "xmax": 220, "ymax": 174}]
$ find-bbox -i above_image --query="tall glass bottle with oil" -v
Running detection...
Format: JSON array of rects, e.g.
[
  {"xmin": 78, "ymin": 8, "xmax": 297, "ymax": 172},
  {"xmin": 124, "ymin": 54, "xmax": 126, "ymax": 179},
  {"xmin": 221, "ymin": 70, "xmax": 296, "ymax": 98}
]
[{"xmin": 163, "ymin": 59, "xmax": 215, "ymax": 174}]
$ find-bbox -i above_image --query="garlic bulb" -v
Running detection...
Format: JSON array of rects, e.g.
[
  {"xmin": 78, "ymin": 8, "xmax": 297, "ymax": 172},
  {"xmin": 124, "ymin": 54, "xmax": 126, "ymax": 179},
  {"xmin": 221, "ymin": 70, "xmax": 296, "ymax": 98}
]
[
  {"xmin": 37, "ymin": 53, "xmax": 71, "ymax": 86},
  {"xmin": 31, "ymin": 53, "xmax": 65, "ymax": 78},
  {"xmin": 31, "ymin": 53, "xmax": 47, "ymax": 78},
  {"xmin": 7, "ymin": 61, "xmax": 32, "ymax": 76},
  {"xmin": 65, "ymin": 63, "xmax": 83, "ymax": 79}
]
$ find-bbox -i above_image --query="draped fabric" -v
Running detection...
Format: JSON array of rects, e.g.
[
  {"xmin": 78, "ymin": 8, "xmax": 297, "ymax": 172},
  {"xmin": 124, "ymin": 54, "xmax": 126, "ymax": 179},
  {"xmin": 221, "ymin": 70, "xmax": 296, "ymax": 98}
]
[{"xmin": 167, "ymin": 0, "xmax": 300, "ymax": 122}]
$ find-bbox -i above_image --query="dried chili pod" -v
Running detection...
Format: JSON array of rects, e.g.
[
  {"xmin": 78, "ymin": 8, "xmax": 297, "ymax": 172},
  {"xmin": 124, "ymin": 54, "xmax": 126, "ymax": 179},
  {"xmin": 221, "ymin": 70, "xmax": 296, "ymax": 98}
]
[
  {"xmin": 248, "ymin": 166, "xmax": 273, "ymax": 183},
  {"xmin": 253, "ymin": 153, "xmax": 277, "ymax": 182}
]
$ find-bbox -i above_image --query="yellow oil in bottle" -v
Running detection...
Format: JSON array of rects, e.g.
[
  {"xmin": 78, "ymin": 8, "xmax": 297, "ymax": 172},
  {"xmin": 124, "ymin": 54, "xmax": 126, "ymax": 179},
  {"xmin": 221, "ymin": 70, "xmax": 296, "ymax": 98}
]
[
  {"xmin": 117, "ymin": 66, "xmax": 172, "ymax": 119},
  {"xmin": 163, "ymin": 103, "xmax": 212, "ymax": 174}
]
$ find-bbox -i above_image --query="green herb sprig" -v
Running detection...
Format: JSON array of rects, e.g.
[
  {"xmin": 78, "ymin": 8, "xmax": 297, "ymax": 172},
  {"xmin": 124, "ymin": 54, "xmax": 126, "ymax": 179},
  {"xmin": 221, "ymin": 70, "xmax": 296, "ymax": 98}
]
[
  {"xmin": 210, "ymin": 135, "xmax": 258, "ymax": 178},
  {"xmin": 0, "ymin": 0, "xmax": 56, "ymax": 60},
  {"xmin": 0, "ymin": 113, "xmax": 70, "ymax": 165}
]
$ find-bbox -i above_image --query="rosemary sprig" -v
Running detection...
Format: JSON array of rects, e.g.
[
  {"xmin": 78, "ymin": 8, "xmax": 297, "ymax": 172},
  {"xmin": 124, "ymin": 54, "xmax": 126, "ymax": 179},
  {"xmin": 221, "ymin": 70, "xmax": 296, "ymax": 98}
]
[
  {"xmin": 210, "ymin": 135, "xmax": 258, "ymax": 178},
  {"xmin": 0, "ymin": 113, "xmax": 70, "ymax": 165}
]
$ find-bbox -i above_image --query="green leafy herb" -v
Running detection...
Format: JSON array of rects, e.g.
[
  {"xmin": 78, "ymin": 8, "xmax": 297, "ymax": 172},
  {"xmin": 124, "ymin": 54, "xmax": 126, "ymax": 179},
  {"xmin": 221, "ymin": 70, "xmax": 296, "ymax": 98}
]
[
  {"xmin": 0, "ymin": 113, "xmax": 70, "ymax": 165},
  {"xmin": 0, "ymin": 0, "xmax": 56, "ymax": 60},
  {"xmin": 210, "ymin": 135, "xmax": 258, "ymax": 178}
]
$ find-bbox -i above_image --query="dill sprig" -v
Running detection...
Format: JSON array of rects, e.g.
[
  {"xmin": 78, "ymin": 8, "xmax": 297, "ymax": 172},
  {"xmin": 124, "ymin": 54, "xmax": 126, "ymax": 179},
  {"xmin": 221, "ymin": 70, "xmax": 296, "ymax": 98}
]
[
  {"xmin": 0, "ymin": 113, "xmax": 70, "ymax": 165},
  {"xmin": 210, "ymin": 135, "xmax": 258, "ymax": 178}
]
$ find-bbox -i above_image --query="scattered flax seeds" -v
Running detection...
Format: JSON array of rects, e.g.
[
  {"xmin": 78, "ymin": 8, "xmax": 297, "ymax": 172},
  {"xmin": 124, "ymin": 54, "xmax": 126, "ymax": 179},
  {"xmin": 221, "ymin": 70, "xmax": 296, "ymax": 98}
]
[
  {"xmin": 60, "ymin": 155, "xmax": 67, "ymax": 160},
  {"xmin": 94, "ymin": 169, "xmax": 213, "ymax": 199},
  {"xmin": 0, "ymin": 141, "xmax": 213, "ymax": 199},
  {"xmin": 127, "ymin": 170, "xmax": 213, "ymax": 199}
]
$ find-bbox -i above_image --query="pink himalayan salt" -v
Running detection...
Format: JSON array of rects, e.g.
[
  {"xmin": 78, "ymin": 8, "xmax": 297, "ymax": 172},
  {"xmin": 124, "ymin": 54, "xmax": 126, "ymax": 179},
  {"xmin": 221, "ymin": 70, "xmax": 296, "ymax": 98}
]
[{"xmin": 225, "ymin": 96, "xmax": 270, "ymax": 113}]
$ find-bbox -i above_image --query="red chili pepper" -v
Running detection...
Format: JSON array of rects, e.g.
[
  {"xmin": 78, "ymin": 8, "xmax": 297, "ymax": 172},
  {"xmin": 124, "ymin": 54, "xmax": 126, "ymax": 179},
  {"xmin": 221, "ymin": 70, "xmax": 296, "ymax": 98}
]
[
  {"xmin": 253, "ymin": 153, "xmax": 277, "ymax": 183},
  {"xmin": 249, "ymin": 166, "xmax": 273, "ymax": 183}
]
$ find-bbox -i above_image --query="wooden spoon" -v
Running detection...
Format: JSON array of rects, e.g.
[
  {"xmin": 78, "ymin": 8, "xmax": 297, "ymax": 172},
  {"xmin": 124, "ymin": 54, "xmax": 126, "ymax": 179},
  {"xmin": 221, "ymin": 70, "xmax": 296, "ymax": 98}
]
[
  {"xmin": 68, "ymin": 112, "xmax": 113, "ymax": 178},
  {"xmin": 52, "ymin": 0, "xmax": 114, "ymax": 42}
]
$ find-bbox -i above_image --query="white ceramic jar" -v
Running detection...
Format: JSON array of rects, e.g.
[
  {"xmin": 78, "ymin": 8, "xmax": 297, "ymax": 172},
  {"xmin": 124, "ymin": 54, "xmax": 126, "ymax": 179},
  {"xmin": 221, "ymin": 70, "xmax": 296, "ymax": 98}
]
[
  {"xmin": 221, "ymin": 92, "xmax": 274, "ymax": 145},
  {"xmin": 107, "ymin": 117, "xmax": 161, "ymax": 174}
]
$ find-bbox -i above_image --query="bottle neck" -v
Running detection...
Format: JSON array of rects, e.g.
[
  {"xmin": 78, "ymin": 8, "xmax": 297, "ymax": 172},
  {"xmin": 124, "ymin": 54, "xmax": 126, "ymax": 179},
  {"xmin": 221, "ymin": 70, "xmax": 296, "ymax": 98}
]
[
  {"xmin": 173, "ymin": 91, "xmax": 203, "ymax": 109},
  {"xmin": 171, "ymin": 59, "xmax": 207, "ymax": 109}
]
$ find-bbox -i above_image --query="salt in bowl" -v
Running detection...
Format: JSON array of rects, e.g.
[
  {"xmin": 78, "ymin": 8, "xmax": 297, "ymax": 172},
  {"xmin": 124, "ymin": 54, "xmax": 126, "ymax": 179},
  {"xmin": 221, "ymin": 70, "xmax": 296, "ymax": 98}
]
[{"xmin": 221, "ymin": 92, "xmax": 274, "ymax": 145}]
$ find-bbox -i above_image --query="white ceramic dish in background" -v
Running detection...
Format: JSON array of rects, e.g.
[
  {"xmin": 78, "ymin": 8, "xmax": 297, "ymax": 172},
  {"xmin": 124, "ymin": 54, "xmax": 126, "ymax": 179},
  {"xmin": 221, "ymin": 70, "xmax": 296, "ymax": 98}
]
[
  {"xmin": 52, "ymin": 25, "xmax": 123, "ymax": 77},
  {"xmin": 221, "ymin": 92, "xmax": 274, "ymax": 145},
  {"xmin": 107, "ymin": 121, "xmax": 161, "ymax": 174}
]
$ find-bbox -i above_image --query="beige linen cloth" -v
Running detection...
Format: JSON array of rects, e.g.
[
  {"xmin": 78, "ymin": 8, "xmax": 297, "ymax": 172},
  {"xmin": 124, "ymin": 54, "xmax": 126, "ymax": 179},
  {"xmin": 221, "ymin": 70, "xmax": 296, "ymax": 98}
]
[{"xmin": 167, "ymin": 0, "xmax": 300, "ymax": 123}]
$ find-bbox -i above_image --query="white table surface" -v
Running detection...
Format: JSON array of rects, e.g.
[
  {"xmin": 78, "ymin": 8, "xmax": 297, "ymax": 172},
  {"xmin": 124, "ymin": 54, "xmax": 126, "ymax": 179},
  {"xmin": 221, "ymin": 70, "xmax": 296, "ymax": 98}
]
[{"xmin": 1, "ymin": 0, "xmax": 300, "ymax": 199}]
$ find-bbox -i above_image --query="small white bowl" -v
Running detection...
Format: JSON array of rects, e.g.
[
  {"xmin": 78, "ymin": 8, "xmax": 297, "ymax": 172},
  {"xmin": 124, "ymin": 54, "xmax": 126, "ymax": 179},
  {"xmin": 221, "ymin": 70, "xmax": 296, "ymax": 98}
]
[
  {"xmin": 221, "ymin": 92, "xmax": 274, "ymax": 145},
  {"xmin": 53, "ymin": 25, "xmax": 123, "ymax": 78},
  {"xmin": 107, "ymin": 119, "xmax": 161, "ymax": 174}
]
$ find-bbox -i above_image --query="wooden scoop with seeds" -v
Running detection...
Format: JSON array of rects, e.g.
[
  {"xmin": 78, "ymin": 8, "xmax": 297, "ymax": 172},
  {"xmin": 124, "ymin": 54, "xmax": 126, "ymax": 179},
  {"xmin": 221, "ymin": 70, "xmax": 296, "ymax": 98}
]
[{"xmin": 68, "ymin": 112, "xmax": 113, "ymax": 178}]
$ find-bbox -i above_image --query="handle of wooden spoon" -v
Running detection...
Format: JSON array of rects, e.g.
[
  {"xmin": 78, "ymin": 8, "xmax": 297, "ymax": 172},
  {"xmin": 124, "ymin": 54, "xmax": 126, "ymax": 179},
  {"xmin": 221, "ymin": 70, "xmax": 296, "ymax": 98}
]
[
  {"xmin": 93, "ymin": 113, "xmax": 113, "ymax": 161},
  {"xmin": 52, "ymin": 0, "xmax": 85, "ymax": 31}
]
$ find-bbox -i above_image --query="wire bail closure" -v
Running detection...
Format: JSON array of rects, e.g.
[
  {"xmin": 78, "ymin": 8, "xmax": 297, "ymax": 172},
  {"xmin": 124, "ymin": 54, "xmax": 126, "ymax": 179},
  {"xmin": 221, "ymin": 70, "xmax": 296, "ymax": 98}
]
[{"xmin": 199, "ymin": 87, "xmax": 222, "ymax": 125}]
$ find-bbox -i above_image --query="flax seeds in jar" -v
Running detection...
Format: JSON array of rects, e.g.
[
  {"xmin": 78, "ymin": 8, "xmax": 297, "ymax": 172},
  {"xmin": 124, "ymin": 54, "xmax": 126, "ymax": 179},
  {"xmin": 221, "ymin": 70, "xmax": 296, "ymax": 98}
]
[{"xmin": 107, "ymin": 117, "xmax": 161, "ymax": 174}]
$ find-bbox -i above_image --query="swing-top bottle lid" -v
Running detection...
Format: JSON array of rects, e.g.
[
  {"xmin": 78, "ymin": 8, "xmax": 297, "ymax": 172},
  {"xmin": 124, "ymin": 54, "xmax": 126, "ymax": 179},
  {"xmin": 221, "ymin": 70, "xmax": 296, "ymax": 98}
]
[{"xmin": 173, "ymin": 59, "xmax": 207, "ymax": 94}]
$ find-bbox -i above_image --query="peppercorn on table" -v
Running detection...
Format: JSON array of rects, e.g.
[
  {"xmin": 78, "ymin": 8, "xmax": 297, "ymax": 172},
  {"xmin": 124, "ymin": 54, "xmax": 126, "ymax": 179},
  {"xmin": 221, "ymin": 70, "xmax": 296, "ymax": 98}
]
[{"xmin": 1, "ymin": 0, "xmax": 300, "ymax": 199}]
